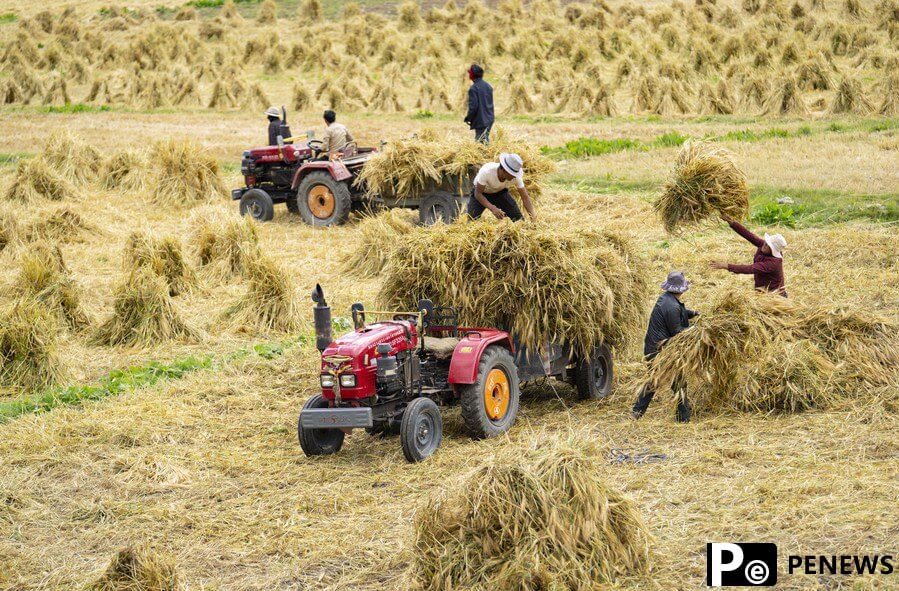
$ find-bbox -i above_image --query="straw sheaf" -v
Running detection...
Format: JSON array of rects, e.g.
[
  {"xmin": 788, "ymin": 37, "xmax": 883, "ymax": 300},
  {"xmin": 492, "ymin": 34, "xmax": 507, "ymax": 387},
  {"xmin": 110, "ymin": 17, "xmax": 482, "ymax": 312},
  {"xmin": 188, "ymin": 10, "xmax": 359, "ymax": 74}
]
[
  {"xmin": 0, "ymin": 297, "xmax": 67, "ymax": 392},
  {"xmin": 147, "ymin": 139, "xmax": 227, "ymax": 207}
]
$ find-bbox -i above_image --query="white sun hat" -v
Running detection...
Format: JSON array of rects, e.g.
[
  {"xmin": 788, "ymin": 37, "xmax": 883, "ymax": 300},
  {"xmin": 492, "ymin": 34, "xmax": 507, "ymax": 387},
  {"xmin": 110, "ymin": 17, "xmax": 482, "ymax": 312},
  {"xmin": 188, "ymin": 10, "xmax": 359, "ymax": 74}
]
[
  {"xmin": 764, "ymin": 233, "xmax": 787, "ymax": 258},
  {"xmin": 498, "ymin": 153, "xmax": 524, "ymax": 179},
  {"xmin": 264, "ymin": 106, "xmax": 280, "ymax": 118}
]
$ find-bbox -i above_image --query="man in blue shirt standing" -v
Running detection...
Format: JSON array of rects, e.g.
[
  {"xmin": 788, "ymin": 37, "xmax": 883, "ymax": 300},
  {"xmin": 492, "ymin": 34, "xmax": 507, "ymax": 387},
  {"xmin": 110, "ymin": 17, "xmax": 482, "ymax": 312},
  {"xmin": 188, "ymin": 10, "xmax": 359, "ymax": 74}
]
[{"xmin": 463, "ymin": 64, "xmax": 494, "ymax": 143}]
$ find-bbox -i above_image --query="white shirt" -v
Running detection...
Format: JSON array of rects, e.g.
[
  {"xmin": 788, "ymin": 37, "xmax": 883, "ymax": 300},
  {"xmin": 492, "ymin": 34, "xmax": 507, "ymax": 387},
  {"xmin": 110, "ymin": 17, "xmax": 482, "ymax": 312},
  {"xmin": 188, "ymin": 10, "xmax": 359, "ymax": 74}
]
[{"xmin": 473, "ymin": 162, "xmax": 525, "ymax": 194}]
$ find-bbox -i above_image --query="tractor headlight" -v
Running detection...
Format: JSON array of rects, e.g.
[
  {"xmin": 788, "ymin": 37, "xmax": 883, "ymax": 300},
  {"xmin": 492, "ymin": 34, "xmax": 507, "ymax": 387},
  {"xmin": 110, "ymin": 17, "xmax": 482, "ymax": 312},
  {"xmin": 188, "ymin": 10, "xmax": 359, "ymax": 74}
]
[
  {"xmin": 320, "ymin": 374, "xmax": 335, "ymax": 388},
  {"xmin": 339, "ymin": 374, "xmax": 357, "ymax": 388}
]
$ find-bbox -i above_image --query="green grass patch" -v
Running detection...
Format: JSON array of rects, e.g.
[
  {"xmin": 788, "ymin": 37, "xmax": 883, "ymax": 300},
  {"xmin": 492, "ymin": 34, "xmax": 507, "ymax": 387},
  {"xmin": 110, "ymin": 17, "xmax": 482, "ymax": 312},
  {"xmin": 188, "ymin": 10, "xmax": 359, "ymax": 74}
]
[
  {"xmin": 0, "ymin": 335, "xmax": 306, "ymax": 424},
  {"xmin": 0, "ymin": 152, "xmax": 30, "ymax": 167},
  {"xmin": 0, "ymin": 12, "xmax": 17, "ymax": 23},
  {"xmin": 412, "ymin": 109, "xmax": 435, "ymax": 120},
  {"xmin": 39, "ymin": 103, "xmax": 112, "ymax": 114}
]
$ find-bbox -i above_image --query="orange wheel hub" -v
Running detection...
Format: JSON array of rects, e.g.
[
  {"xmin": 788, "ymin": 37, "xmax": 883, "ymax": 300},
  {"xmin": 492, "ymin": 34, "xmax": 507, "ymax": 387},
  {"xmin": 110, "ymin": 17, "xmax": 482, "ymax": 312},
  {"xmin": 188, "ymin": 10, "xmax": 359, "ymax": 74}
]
[
  {"xmin": 484, "ymin": 369, "xmax": 510, "ymax": 421},
  {"xmin": 307, "ymin": 185, "xmax": 335, "ymax": 219}
]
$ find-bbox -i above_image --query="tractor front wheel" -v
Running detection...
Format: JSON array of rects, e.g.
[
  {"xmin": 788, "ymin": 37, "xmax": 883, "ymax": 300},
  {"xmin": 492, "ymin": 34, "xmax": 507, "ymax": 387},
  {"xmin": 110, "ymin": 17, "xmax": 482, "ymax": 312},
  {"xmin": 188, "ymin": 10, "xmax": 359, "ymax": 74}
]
[
  {"xmin": 459, "ymin": 345, "xmax": 520, "ymax": 439},
  {"xmin": 575, "ymin": 344, "xmax": 614, "ymax": 400},
  {"xmin": 400, "ymin": 397, "xmax": 443, "ymax": 463},
  {"xmin": 295, "ymin": 171, "xmax": 352, "ymax": 227},
  {"xmin": 298, "ymin": 394, "xmax": 345, "ymax": 456},
  {"xmin": 239, "ymin": 188, "xmax": 275, "ymax": 222}
]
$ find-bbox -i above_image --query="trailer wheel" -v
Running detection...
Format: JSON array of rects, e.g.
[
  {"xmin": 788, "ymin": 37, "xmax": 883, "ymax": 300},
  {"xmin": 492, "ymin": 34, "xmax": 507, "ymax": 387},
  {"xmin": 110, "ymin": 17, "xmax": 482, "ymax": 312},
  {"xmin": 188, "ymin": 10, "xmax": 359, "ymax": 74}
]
[
  {"xmin": 239, "ymin": 189, "xmax": 275, "ymax": 222},
  {"xmin": 419, "ymin": 191, "xmax": 463, "ymax": 225},
  {"xmin": 295, "ymin": 171, "xmax": 352, "ymax": 227},
  {"xmin": 459, "ymin": 345, "xmax": 520, "ymax": 439},
  {"xmin": 400, "ymin": 397, "xmax": 443, "ymax": 463},
  {"xmin": 298, "ymin": 394, "xmax": 345, "ymax": 456},
  {"xmin": 575, "ymin": 344, "xmax": 614, "ymax": 400}
]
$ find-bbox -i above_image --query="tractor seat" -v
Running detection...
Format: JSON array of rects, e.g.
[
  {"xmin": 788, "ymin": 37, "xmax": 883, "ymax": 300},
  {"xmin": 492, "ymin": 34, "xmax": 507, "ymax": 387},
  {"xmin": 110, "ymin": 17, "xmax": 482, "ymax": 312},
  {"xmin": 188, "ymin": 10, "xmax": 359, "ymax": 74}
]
[
  {"xmin": 423, "ymin": 336, "xmax": 460, "ymax": 359},
  {"xmin": 342, "ymin": 142, "xmax": 358, "ymax": 158}
]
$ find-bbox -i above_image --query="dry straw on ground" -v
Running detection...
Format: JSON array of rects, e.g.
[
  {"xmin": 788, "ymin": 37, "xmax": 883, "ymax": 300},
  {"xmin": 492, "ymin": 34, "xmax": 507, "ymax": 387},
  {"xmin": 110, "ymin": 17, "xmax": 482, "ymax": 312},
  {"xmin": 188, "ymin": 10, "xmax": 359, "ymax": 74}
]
[
  {"xmin": 94, "ymin": 268, "xmax": 197, "ymax": 346},
  {"xmin": 342, "ymin": 209, "xmax": 416, "ymax": 276},
  {"xmin": 223, "ymin": 251, "xmax": 302, "ymax": 333},
  {"xmin": 378, "ymin": 219, "xmax": 650, "ymax": 355},
  {"xmin": 0, "ymin": 297, "xmax": 66, "ymax": 392},
  {"xmin": 24, "ymin": 205, "xmax": 96, "ymax": 243},
  {"xmin": 148, "ymin": 139, "xmax": 226, "ymax": 207},
  {"xmin": 124, "ymin": 231, "xmax": 197, "ymax": 296},
  {"xmin": 89, "ymin": 545, "xmax": 181, "ymax": 591},
  {"xmin": 409, "ymin": 442, "xmax": 651, "ymax": 590},
  {"xmin": 647, "ymin": 290, "xmax": 899, "ymax": 414},
  {"xmin": 654, "ymin": 140, "xmax": 749, "ymax": 234},
  {"xmin": 13, "ymin": 241, "xmax": 90, "ymax": 330},
  {"xmin": 3, "ymin": 157, "xmax": 78, "ymax": 202}
]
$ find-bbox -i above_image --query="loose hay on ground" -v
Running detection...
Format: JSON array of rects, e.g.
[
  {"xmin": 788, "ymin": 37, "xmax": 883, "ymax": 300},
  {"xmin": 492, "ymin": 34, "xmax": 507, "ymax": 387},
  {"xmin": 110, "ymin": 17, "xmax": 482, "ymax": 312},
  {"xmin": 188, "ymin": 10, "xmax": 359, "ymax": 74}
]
[{"xmin": 25, "ymin": 205, "xmax": 97, "ymax": 243}]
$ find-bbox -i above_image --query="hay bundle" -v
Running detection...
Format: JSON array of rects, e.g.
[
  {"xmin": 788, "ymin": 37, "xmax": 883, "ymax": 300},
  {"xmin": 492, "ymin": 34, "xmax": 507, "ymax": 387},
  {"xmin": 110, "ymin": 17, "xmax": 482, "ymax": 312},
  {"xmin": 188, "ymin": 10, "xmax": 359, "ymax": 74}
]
[
  {"xmin": 257, "ymin": 0, "xmax": 277, "ymax": 23},
  {"xmin": 378, "ymin": 220, "xmax": 650, "ymax": 354},
  {"xmin": 124, "ymin": 231, "xmax": 196, "ymax": 296},
  {"xmin": 0, "ymin": 298, "xmax": 66, "ymax": 391},
  {"xmin": 761, "ymin": 74, "xmax": 808, "ymax": 115},
  {"xmin": 3, "ymin": 157, "xmax": 78, "ymax": 203},
  {"xmin": 224, "ymin": 252, "xmax": 302, "ymax": 333},
  {"xmin": 342, "ymin": 209, "xmax": 416, "ymax": 276},
  {"xmin": 879, "ymin": 73, "xmax": 899, "ymax": 116},
  {"xmin": 699, "ymin": 80, "xmax": 735, "ymax": 114},
  {"xmin": 0, "ymin": 210, "xmax": 19, "ymax": 251},
  {"xmin": 99, "ymin": 149, "xmax": 148, "ymax": 193},
  {"xmin": 90, "ymin": 546, "xmax": 180, "ymax": 591},
  {"xmin": 94, "ymin": 268, "xmax": 197, "ymax": 346},
  {"xmin": 829, "ymin": 75, "xmax": 875, "ymax": 114},
  {"xmin": 292, "ymin": 83, "xmax": 311, "ymax": 111},
  {"xmin": 409, "ymin": 444, "xmax": 651, "ymax": 590},
  {"xmin": 13, "ymin": 242, "xmax": 89, "ymax": 330},
  {"xmin": 147, "ymin": 139, "xmax": 226, "ymax": 207},
  {"xmin": 191, "ymin": 212, "xmax": 259, "ymax": 279},
  {"xmin": 43, "ymin": 129, "xmax": 102, "ymax": 185},
  {"xmin": 654, "ymin": 140, "xmax": 749, "ymax": 234},
  {"xmin": 25, "ymin": 206, "xmax": 97, "ymax": 243},
  {"xmin": 647, "ymin": 290, "xmax": 899, "ymax": 414}
]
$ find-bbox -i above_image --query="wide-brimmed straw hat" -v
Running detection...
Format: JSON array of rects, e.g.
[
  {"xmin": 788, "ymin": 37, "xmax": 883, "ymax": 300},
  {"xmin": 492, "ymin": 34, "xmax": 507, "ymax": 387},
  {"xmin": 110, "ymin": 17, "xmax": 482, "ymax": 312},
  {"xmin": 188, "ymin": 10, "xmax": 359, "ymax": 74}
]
[
  {"xmin": 264, "ymin": 106, "xmax": 280, "ymax": 118},
  {"xmin": 661, "ymin": 270, "xmax": 690, "ymax": 293},
  {"xmin": 498, "ymin": 153, "xmax": 524, "ymax": 179},
  {"xmin": 764, "ymin": 233, "xmax": 787, "ymax": 258}
]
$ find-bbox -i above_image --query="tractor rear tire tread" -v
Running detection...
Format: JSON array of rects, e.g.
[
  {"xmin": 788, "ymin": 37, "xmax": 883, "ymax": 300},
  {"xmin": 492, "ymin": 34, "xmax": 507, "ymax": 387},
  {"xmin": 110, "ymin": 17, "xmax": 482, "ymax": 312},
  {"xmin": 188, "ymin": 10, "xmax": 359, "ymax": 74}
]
[
  {"xmin": 295, "ymin": 170, "xmax": 352, "ymax": 227},
  {"xmin": 459, "ymin": 345, "xmax": 520, "ymax": 440}
]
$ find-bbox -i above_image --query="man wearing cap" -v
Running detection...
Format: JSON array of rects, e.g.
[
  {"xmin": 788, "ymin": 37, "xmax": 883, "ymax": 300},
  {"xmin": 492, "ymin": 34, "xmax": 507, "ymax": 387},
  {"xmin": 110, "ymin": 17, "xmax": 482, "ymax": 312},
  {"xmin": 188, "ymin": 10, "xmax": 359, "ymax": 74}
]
[
  {"xmin": 463, "ymin": 64, "xmax": 494, "ymax": 143},
  {"xmin": 632, "ymin": 271, "xmax": 697, "ymax": 423},
  {"xmin": 468, "ymin": 153, "xmax": 536, "ymax": 222},
  {"xmin": 318, "ymin": 109, "xmax": 354, "ymax": 160},
  {"xmin": 265, "ymin": 106, "xmax": 283, "ymax": 146},
  {"xmin": 710, "ymin": 218, "xmax": 788, "ymax": 297}
]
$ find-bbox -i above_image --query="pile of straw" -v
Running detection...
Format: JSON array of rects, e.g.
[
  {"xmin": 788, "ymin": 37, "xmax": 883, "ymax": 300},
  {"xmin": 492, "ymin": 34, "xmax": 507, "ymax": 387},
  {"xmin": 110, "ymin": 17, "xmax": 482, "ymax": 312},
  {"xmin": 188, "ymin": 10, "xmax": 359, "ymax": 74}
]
[
  {"xmin": 654, "ymin": 140, "xmax": 749, "ymax": 234},
  {"xmin": 378, "ymin": 219, "xmax": 650, "ymax": 354},
  {"xmin": 356, "ymin": 130, "xmax": 554, "ymax": 200},
  {"xmin": 647, "ymin": 290, "xmax": 899, "ymax": 414},
  {"xmin": 3, "ymin": 157, "xmax": 78, "ymax": 202},
  {"xmin": 224, "ymin": 252, "xmax": 302, "ymax": 333},
  {"xmin": 90, "ymin": 546, "xmax": 180, "ymax": 591},
  {"xmin": 100, "ymin": 149, "xmax": 148, "ymax": 193},
  {"xmin": 409, "ymin": 444, "xmax": 651, "ymax": 590},
  {"xmin": 191, "ymin": 212, "xmax": 259, "ymax": 279},
  {"xmin": 14, "ymin": 242, "xmax": 89, "ymax": 330},
  {"xmin": 25, "ymin": 206, "xmax": 96, "ymax": 243},
  {"xmin": 0, "ymin": 210, "xmax": 20, "ymax": 251},
  {"xmin": 148, "ymin": 139, "xmax": 226, "ymax": 207},
  {"xmin": 0, "ymin": 298, "xmax": 66, "ymax": 391},
  {"xmin": 124, "ymin": 231, "xmax": 196, "ymax": 296},
  {"xmin": 42, "ymin": 128, "xmax": 103, "ymax": 185},
  {"xmin": 94, "ymin": 268, "xmax": 197, "ymax": 346},
  {"xmin": 342, "ymin": 209, "xmax": 415, "ymax": 276}
]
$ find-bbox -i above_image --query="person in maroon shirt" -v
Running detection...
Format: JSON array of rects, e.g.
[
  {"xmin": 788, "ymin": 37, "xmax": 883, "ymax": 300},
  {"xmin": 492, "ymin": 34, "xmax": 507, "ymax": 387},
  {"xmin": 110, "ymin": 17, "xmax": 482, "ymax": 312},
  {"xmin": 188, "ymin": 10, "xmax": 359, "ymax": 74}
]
[{"xmin": 709, "ymin": 217, "xmax": 788, "ymax": 297}]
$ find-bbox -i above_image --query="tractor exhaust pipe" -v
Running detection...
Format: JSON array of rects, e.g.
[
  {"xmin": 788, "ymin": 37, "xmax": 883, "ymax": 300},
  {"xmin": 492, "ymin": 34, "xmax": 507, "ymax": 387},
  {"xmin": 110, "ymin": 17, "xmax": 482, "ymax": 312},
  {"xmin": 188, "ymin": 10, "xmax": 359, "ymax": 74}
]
[{"xmin": 312, "ymin": 284, "xmax": 332, "ymax": 353}]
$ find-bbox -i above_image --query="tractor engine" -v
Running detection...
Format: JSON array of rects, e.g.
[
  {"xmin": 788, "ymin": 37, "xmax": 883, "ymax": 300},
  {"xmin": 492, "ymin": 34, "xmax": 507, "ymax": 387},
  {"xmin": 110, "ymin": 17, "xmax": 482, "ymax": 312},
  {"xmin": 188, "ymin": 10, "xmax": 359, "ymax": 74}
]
[{"xmin": 240, "ymin": 143, "xmax": 312, "ymax": 193}]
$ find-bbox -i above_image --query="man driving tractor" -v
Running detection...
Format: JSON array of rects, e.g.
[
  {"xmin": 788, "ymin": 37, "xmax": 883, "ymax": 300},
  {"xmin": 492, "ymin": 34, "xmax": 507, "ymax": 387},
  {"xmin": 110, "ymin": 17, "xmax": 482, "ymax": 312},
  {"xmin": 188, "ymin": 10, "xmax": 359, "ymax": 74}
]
[
  {"xmin": 265, "ymin": 106, "xmax": 283, "ymax": 146},
  {"xmin": 317, "ymin": 109, "xmax": 355, "ymax": 160},
  {"xmin": 467, "ymin": 153, "xmax": 536, "ymax": 222}
]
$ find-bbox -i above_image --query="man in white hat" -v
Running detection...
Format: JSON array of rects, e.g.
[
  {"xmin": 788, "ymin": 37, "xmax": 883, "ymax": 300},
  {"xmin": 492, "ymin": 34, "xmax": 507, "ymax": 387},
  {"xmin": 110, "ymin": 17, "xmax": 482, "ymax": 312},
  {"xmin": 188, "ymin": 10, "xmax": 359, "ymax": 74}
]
[
  {"xmin": 467, "ymin": 153, "xmax": 536, "ymax": 222},
  {"xmin": 710, "ymin": 217, "xmax": 788, "ymax": 297},
  {"xmin": 264, "ymin": 106, "xmax": 283, "ymax": 146}
]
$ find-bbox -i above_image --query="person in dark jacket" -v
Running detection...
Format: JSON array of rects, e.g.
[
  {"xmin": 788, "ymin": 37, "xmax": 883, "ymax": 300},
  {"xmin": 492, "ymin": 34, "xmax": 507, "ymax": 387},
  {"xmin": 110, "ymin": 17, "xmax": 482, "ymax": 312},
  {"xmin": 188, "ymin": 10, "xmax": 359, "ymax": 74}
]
[
  {"xmin": 265, "ymin": 106, "xmax": 282, "ymax": 146},
  {"xmin": 463, "ymin": 64, "xmax": 494, "ymax": 143},
  {"xmin": 632, "ymin": 271, "xmax": 698, "ymax": 423},
  {"xmin": 709, "ymin": 217, "xmax": 788, "ymax": 297}
]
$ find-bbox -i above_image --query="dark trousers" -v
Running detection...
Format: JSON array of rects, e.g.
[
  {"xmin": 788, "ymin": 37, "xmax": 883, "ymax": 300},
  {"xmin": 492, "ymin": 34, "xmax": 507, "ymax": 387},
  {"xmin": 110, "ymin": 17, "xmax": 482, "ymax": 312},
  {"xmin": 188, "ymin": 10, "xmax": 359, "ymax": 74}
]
[
  {"xmin": 474, "ymin": 126, "xmax": 491, "ymax": 143},
  {"xmin": 467, "ymin": 188, "xmax": 523, "ymax": 221},
  {"xmin": 633, "ymin": 354, "xmax": 691, "ymax": 422}
]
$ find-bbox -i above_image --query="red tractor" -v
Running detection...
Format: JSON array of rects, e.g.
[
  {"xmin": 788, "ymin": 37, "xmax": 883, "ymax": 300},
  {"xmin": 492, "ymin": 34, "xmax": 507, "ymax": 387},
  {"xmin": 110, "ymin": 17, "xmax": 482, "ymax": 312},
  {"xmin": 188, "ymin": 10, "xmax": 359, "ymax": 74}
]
[
  {"xmin": 233, "ymin": 110, "xmax": 469, "ymax": 226},
  {"xmin": 299, "ymin": 285, "xmax": 614, "ymax": 462}
]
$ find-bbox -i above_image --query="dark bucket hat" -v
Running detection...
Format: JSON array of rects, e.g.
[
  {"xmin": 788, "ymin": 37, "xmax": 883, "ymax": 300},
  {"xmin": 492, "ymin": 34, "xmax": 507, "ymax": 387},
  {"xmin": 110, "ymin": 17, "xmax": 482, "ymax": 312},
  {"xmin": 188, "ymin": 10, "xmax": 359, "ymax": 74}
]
[{"xmin": 661, "ymin": 271, "xmax": 689, "ymax": 293}]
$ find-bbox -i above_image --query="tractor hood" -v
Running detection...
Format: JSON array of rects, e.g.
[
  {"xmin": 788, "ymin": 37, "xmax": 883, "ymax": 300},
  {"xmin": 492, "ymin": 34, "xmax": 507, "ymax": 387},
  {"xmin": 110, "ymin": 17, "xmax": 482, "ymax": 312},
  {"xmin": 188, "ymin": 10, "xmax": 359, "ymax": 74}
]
[
  {"xmin": 323, "ymin": 321, "xmax": 418, "ymax": 364},
  {"xmin": 247, "ymin": 142, "xmax": 312, "ymax": 164}
]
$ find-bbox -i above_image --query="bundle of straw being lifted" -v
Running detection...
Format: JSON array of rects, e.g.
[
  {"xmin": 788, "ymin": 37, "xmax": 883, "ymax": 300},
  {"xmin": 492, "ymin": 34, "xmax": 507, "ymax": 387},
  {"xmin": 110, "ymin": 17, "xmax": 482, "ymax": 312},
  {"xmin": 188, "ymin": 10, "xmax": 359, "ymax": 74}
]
[
  {"xmin": 378, "ymin": 219, "xmax": 650, "ymax": 355},
  {"xmin": 646, "ymin": 290, "xmax": 899, "ymax": 414},
  {"xmin": 654, "ymin": 140, "xmax": 749, "ymax": 234}
]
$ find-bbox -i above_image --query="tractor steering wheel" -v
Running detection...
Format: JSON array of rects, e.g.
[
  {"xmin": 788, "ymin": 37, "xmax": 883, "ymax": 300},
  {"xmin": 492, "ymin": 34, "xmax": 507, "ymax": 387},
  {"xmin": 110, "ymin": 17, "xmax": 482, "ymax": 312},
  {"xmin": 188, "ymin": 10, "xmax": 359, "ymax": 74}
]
[{"xmin": 307, "ymin": 139, "xmax": 324, "ymax": 154}]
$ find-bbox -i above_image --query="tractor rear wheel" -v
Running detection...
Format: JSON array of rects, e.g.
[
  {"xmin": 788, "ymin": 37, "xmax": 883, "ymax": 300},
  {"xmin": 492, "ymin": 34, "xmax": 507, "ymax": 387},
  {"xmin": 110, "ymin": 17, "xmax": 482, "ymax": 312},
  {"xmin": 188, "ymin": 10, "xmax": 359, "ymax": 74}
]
[
  {"xmin": 575, "ymin": 344, "xmax": 614, "ymax": 400},
  {"xmin": 459, "ymin": 345, "xmax": 520, "ymax": 439},
  {"xmin": 295, "ymin": 171, "xmax": 352, "ymax": 227},
  {"xmin": 239, "ymin": 189, "xmax": 275, "ymax": 222},
  {"xmin": 298, "ymin": 394, "xmax": 345, "ymax": 456},
  {"xmin": 419, "ymin": 191, "xmax": 463, "ymax": 225},
  {"xmin": 400, "ymin": 397, "xmax": 443, "ymax": 463}
]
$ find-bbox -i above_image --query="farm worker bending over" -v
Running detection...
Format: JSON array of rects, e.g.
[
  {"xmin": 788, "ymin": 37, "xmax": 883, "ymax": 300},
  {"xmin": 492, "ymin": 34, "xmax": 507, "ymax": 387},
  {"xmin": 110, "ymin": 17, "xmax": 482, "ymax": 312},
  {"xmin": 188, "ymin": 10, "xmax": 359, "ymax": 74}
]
[
  {"xmin": 318, "ymin": 110, "xmax": 354, "ymax": 160},
  {"xmin": 632, "ymin": 271, "xmax": 697, "ymax": 423},
  {"xmin": 709, "ymin": 217, "xmax": 788, "ymax": 297},
  {"xmin": 467, "ymin": 153, "xmax": 536, "ymax": 222},
  {"xmin": 265, "ymin": 106, "xmax": 283, "ymax": 146},
  {"xmin": 463, "ymin": 64, "xmax": 494, "ymax": 143}
]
